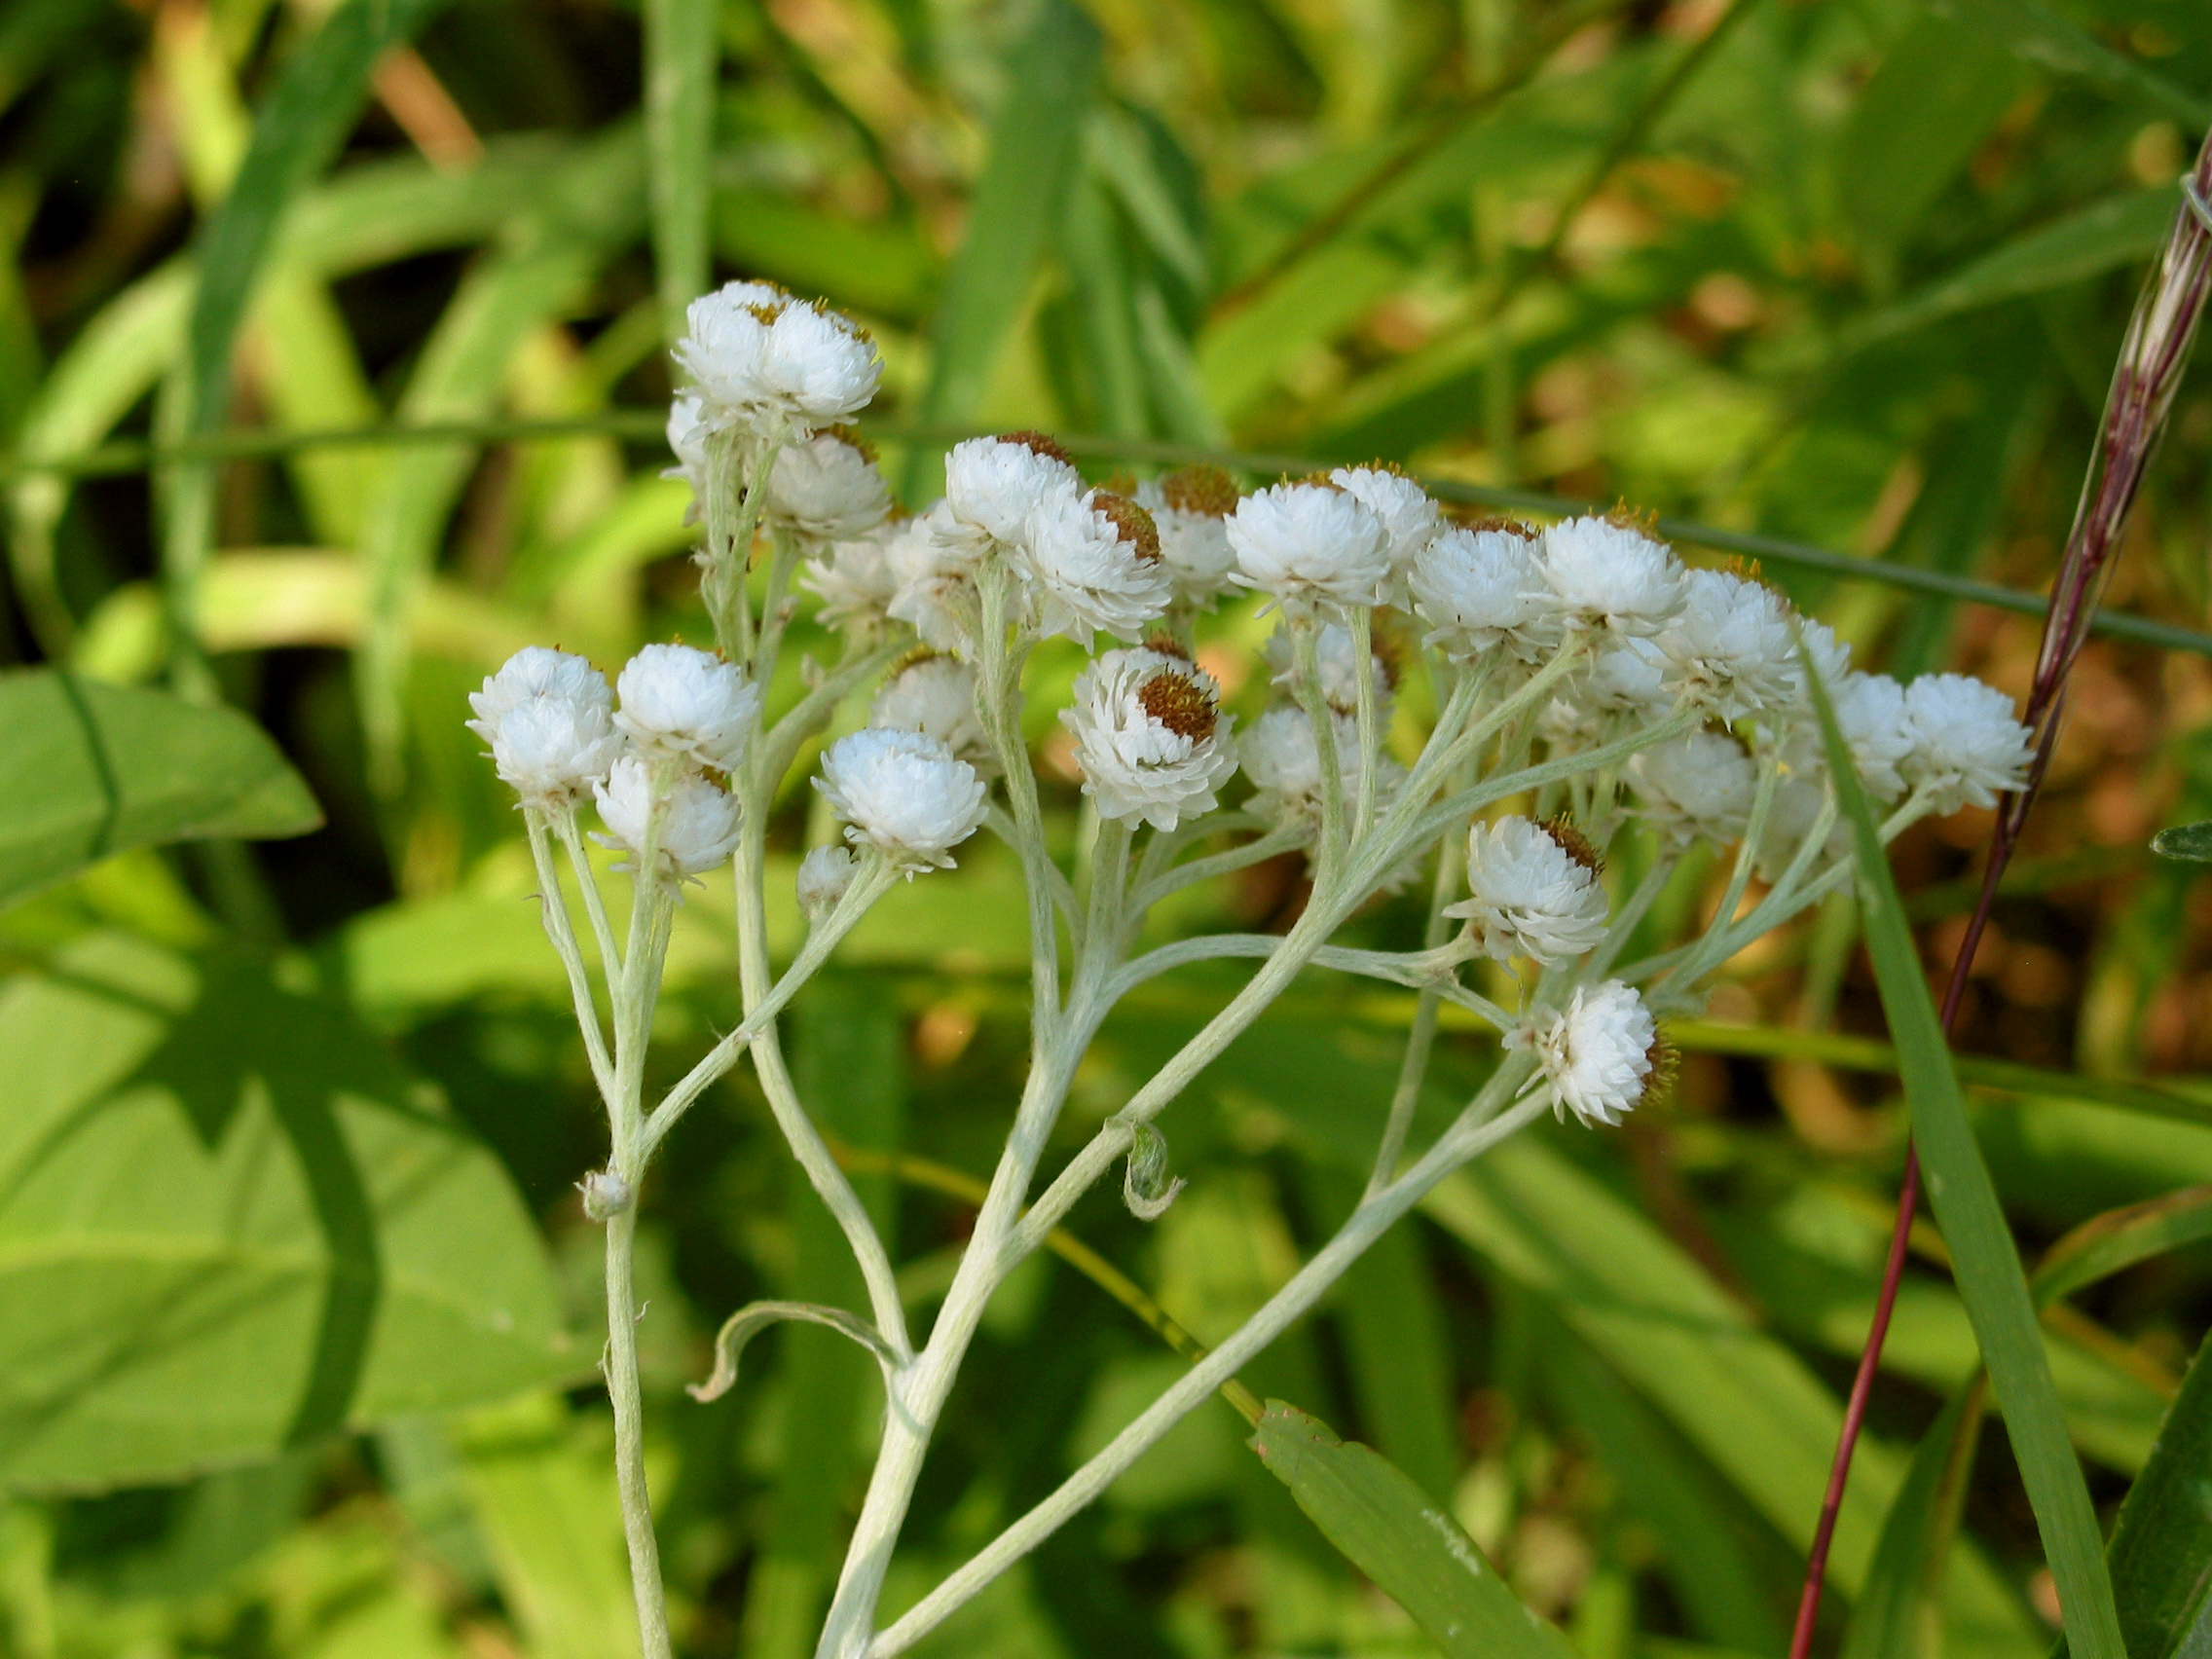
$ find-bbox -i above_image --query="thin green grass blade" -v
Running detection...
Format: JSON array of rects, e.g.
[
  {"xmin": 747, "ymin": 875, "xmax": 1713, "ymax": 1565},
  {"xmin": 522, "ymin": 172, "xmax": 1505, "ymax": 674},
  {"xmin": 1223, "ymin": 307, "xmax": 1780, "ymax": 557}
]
[
  {"xmin": 1250, "ymin": 1401, "xmax": 1576, "ymax": 1659},
  {"xmin": 166, "ymin": 0, "xmax": 455, "ymax": 694},
  {"xmin": 2031, "ymin": 1188, "xmax": 2212, "ymax": 1309},
  {"xmin": 1931, "ymin": 0, "xmax": 2212, "ymax": 127},
  {"xmin": 644, "ymin": 0, "xmax": 716, "ymax": 335},
  {"xmin": 1807, "ymin": 652, "xmax": 2124, "ymax": 1659},
  {"xmin": 903, "ymin": 0, "xmax": 1100, "ymax": 496},
  {"xmin": 2087, "ymin": 1331, "xmax": 2212, "ymax": 1659}
]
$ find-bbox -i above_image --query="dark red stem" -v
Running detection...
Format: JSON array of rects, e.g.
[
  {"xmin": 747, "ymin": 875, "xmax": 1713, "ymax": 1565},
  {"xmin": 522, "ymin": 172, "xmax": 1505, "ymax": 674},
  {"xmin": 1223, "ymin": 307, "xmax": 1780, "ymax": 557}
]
[{"xmin": 1788, "ymin": 136, "xmax": 2212, "ymax": 1655}]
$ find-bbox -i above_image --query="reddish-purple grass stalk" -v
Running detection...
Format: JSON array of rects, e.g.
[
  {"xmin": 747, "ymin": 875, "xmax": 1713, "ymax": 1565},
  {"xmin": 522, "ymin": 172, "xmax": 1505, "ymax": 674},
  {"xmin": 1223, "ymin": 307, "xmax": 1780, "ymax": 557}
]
[{"xmin": 1788, "ymin": 133, "xmax": 2212, "ymax": 1656}]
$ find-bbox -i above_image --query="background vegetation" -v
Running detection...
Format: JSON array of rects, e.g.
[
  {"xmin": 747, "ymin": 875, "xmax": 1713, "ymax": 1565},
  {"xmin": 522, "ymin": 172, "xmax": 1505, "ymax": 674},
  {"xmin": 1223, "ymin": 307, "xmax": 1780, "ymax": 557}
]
[{"xmin": 4, "ymin": 0, "xmax": 2212, "ymax": 1652}]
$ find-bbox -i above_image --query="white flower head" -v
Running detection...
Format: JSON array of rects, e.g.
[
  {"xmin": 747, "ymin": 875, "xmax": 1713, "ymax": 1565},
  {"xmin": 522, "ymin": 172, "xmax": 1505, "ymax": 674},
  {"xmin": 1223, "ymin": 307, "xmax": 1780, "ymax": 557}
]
[
  {"xmin": 672, "ymin": 280, "xmax": 785, "ymax": 431},
  {"xmin": 815, "ymin": 727, "xmax": 988, "ymax": 873},
  {"xmin": 1539, "ymin": 513, "xmax": 1685, "ymax": 636},
  {"xmin": 1061, "ymin": 645, "xmax": 1239, "ymax": 830},
  {"xmin": 871, "ymin": 651, "xmax": 993, "ymax": 771},
  {"xmin": 1581, "ymin": 637, "xmax": 1672, "ymax": 719},
  {"xmin": 1446, "ymin": 816, "xmax": 1609, "ymax": 967},
  {"xmin": 756, "ymin": 299, "xmax": 881, "ymax": 427},
  {"xmin": 1788, "ymin": 669, "xmax": 1913, "ymax": 804},
  {"xmin": 1330, "ymin": 464, "xmax": 1440, "ymax": 604},
  {"xmin": 1514, "ymin": 980, "xmax": 1659, "ymax": 1128},
  {"xmin": 1265, "ymin": 621, "xmax": 1394, "ymax": 718},
  {"xmin": 1137, "ymin": 465, "xmax": 1240, "ymax": 605},
  {"xmin": 1628, "ymin": 729, "xmax": 1757, "ymax": 845},
  {"xmin": 594, "ymin": 756, "xmax": 743, "ymax": 880},
  {"xmin": 884, "ymin": 500, "xmax": 984, "ymax": 652},
  {"xmin": 674, "ymin": 284, "xmax": 880, "ymax": 433},
  {"xmin": 763, "ymin": 427, "xmax": 891, "ymax": 542},
  {"xmin": 1016, "ymin": 489, "xmax": 1173, "ymax": 644},
  {"xmin": 796, "ymin": 844, "xmax": 858, "ymax": 921},
  {"xmin": 1227, "ymin": 481, "xmax": 1392, "ymax": 609},
  {"xmin": 1238, "ymin": 704, "xmax": 1402, "ymax": 832},
  {"xmin": 615, "ymin": 644, "xmax": 762, "ymax": 771},
  {"xmin": 1796, "ymin": 616, "xmax": 1854, "ymax": 693},
  {"xmin": 1411, "ymin": 522, "xmax": 1561, "ymax": 664},
  {"xmin": 805, "ymin": 523, "xmax": 903, "ymax": 634},
  {"xmin": 1655, "ymin": 568, "xmax": 1801, "ymax": 720},
  {"xmin": 1900, "ymin": 673, "xmax": 2032, "ymax": 813},
  {"xmin": 467, "ymin": 647, "xmax": 621, "ymax": 808},
  {"xmin": 943, "ymin": 432, "xmax": 1083, "ymax": 549},
  {"xmin": 665, "ymin": 392, "xmax": 712, "ymax": 523}
]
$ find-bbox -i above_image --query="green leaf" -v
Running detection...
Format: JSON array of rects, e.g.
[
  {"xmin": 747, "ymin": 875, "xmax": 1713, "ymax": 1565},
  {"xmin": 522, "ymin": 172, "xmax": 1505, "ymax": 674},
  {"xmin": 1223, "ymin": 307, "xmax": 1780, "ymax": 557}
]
[
  {"xmin": 1250, "ymin": 1401, "xmax": 1575, "ymax": 1659},
  {"xmin": 2031, "ymin": 1187, "xmax": 2212, "ymax": 1309},
  {"xmin": 2092, "ymin": 1331, "xmax": 2212, "ymax": 1659},
  {"xmin": 0, "ymin": 934, "xmax": 576, "ymax": 1492},
  {"xmin": 1927, "ymin": 0, "xmax": 2212, "ymax": 127},
  {"xmin": 2152, "ymin": 821, "xmax": 2212, "ymax": 862},
  {"xmin": 643, "ymin": 0, "xmax": 716, "ymax": 331},
  {"xmin": 905, "ymin": 0, "xmax": 1101, "ymax": 494},
  {"xmin": 0, "ymin": 668, "xmax": 318, "ymax": 910},
  {"xmin": 1808, "ymin": 650, "xmax": 2123, "ymax": 1658}
]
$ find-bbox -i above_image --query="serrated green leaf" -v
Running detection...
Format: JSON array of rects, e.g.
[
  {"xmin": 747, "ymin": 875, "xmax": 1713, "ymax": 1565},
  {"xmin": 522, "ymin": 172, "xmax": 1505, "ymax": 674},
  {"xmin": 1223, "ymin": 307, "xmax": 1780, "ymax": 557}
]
[
  {"xmin": 0, "ymin": 935, "xmax": 577, "ymax": 1492},
  {"xmin": 0, "ymin": 669, "xmax": 318, "ymax": 909},
  {"xmin": 1250, "ymin": 1401, "xmax": 1575, "ymax": 1659},
  {"xmin": 1808, "ymin": 649, "xmax": 2123, "ymax": 1659}
]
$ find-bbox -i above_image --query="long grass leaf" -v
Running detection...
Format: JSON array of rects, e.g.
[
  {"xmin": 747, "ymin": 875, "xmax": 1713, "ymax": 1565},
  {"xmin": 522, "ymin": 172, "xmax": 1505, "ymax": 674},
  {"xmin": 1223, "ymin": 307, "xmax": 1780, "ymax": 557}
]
[
  {"xmin": 2089, "ymin": 1332, "xmax": 2212, "ymax": 1659},
  {"xmin": 1808, "ymin": 655, "xmax": 2124, "ymax": 1659},
  {"xmin": 644, "ymin": 0, "xmax": 716, "ymax": 334}
]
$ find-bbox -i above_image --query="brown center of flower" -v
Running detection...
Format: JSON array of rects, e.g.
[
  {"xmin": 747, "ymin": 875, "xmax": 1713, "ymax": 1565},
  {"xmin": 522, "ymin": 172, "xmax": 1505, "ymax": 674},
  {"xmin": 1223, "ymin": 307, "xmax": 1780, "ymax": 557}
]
[
  {"xmin": 1000, "ymin": 429, "xmax": 1073, "ymax": 465},
  {"xmin": 1161, "ymin": 463, "xmax": 1239, "ymax": 518},
  {"xmin": 1641, "ymin": 1030, "xmax": 1680, "ymax": 1108},
  {"xmin": 1143, "ymin": 633, "xmax": 1194, "ymax": 663},
  {"xmin": 1138, "ymin": 671, "xmax": 1217, "ymax": 741},
  {"xmin": 1538, "ymin": 814, "xmax": 1604, "ymax": 875},
  {"xmin": 1092, "ymin": 493, "xmax": 1161, "ymax": 562}
]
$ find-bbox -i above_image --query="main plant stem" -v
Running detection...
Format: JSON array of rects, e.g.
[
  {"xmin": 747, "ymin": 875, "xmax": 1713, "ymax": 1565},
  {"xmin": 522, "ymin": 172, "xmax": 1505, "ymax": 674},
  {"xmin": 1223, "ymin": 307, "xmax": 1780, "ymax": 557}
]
[{"xmin": 604, "ymin": 1202, "xmax": 675, "ymax": 1659}]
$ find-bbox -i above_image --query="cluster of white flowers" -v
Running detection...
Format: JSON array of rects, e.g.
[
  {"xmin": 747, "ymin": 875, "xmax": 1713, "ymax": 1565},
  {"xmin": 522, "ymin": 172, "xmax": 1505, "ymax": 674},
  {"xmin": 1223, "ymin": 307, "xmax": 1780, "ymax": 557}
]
[{"xmin": 474, "ymin": 283, "xmax": 2051, "ymax": 1659}]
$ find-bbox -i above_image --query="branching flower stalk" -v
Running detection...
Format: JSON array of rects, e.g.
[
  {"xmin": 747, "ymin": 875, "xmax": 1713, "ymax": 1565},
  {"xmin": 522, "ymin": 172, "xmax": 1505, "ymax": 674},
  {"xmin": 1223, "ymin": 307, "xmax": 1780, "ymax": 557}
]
[{"xmin": 464, "ymin": 281, "xmax": 2037, "ymax": 1659}]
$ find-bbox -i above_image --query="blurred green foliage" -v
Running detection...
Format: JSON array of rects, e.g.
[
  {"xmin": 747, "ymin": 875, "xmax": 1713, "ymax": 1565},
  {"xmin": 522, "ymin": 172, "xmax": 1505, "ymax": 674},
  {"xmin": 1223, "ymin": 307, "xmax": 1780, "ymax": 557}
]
[{"xmin": 5, "ymin": 0, "xmax": 2212, "ymax": 1652}]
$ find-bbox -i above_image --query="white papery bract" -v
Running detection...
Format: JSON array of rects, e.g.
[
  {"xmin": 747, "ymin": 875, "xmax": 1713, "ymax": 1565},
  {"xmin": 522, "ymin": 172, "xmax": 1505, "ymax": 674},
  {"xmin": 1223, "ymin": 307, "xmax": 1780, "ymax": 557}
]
[
  {"xmin": 757, "ymin": 300, "xmax": 880, "ymax": 427},
  {"xmin": 1137, "ymin": 466, "xmax": 1240, "ymax": 605},
  {"xmin": 764, "ymin": 429, "xmax": 892, "ymax": 542},
  {"xmin": 1227, "ymin": 482, "xmax": 1392, "ymax": 608},
  {"xmin": 1239, "ymin": 704, "xmax": 1401, "ymax": 831},
  {"xmin": 665, "ymin": 393, "xmax": 711, "ymax": 522},
  {"xmin": 1539, "ymin": 515, "xmax": 1684, "ymax": 636},
  {"xmin": 816, "ymin": 727, "xmax": 988, "ymax": 872},
  {"xmin": 1655, "ymin": 568, "xmax": 1800, "ymax": 720},
  {"xmin": 1627, "ymin": 729, "xmax": 1757, "ymax": 844},
  {"xmin": 594, "ymin": 756, "xmax": 743, "ymax": 879},
  {"xmin": 1795, "ymin": 670, "xmax": 1914, "ymax": 803},
  {"xmin": 943, "ymin": 433, "xmax": 1082, "ymax": 549},
  {"xmin": 1518, "ymin": 980, "xmax": 1656, "ymax": 1127},
  {"xmin": 1061, "ymin": 647, "xmax": 1238, "ymax": 830},
  {"xmin": 885, "ymin": 501, "xmax": 983, "ymax": 652},
  {"xmin": 871, "ymin": 652, "xmax": 993, "ymax": 770},
  {"xmin": 615, "ymin": 644, "xmax": 762, "ymax": 770},
  {"xmin": 1016, "ymin": 489, "xmax": 1173, "ymax": 644},
  {"xmin": 796, "ymin": 844, "xmax": 859, "ymax": 921},
  {"xmin": 468, "ymin": 647, "xmax": 622, "ymax": 808},
  {"xmin": 1900, "ymin": 673, "xmax": 2034, "ymax": 812},
  {"xmin": 1447, "ymin": 816, "xmax": 1609, "ymax": 967},
  {"xmin": 1266, "ymin": 622, "xmax": 1392, "ymax": 718},
  {"xmin": 1330, "ymin": 465, "xmax": 1439, "ymax": 604},
  {"xmin": 672, "ymin": 280, "xmax": 784, "ymax": 431},
  {"xmin": 1411, "ymin": 524, "xmax": 1558, "ymax": 664},
  {"xmin": 806, "ymin": 525, "xmax": 902, "ymax": 634}
]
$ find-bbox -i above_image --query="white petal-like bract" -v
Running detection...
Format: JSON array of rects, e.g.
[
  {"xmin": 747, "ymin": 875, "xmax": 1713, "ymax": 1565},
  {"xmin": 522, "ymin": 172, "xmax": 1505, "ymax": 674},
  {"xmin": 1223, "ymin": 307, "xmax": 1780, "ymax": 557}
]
[
  {"xmin": 615, "ymin": 644, "xmax": 762, "ymax": 771},
  {"xmin": 1061, "ymin": 647, "xmax": 1238, "ymax": 830},
  {"xmin": 815, "ymin": 728, "xmax": 988, "ymax": 872},
  {"xmin": 1446, "ymin": 816, "xmax": 1608, "ymax": 966}
]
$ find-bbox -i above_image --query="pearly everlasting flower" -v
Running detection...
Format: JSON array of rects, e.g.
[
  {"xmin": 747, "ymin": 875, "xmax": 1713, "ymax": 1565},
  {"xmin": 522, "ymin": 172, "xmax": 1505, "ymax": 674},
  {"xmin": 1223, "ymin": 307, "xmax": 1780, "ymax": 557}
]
[
  {"xmin": 943, "ymin": 433, "xmax": 1082, "ymax": 550},
  {"xmin": 1266, "ymin": 622, "xmax": 1393, "ymax": 718},
  {"xmin": 1628, "ymin": 730, "xmax": 1757, "ymax": 844},
  {"xmin": 615, "ymin": 644, "xmax": 762, "ymax": 770},
  {"xmin": 1581, "ymin": 637, "xmax": 1672, "ymax": 719},
  {"xmin": 871, "ymin": 651, "xmax": 993, "ymax": 770},
  {"xmin": 1655, "ymin": 569, "xmax": 1800, "ymax": 720},
  {"xmin": 1061, "ymin": 647, "xmax": 1238, "ymax": 830},
  {"xmin": 671, "ymin": 280, "xmax": 785, "ymax": 431},
  {"xmin": 1515, "ymin": 981, "xmax": 1657, "ymax": 1128},
  {"xmin": 1789, "ymin": 670, "xmax": 1913, "ymax": 804},
  {"xmin": 1796, "ymin": 617, "xmax": 1854, "ymax": 695},
  {"xmin": 1016, "ymin": 489, "xmax": 1173, "ymax": 644},
  {"xmin": 754, "ymin": 300, "xmax": 881, "ymax": 426},
  {"xmin": 665, "ymin": 392, "xmax": 712, "ymax": 523},
  {"xmin": 815, "ymin": 727, "xmax": 987, "ymax": 872},
  {"xmin": 675, "ymin": 283, "xmax": 878, "ymax": 432},
  {"xmin": 1446, "ymin": 816, "xmax": 1609, "ymax": 966},
  {"xmin": 763, "ymin": 428, "xmax": 891, "ymax": 542},
  {"xmin": 1227, "ymin": 482, "xmax": 1392, "ymax": 608},
  {"xmin": 467, "ymin": 647, "xmax": 622, "ymax": 808},
  {"xmin": 805, "ymin": 524, "xmax": 902, "ymax": 633},
  {"xmin": 1539, "ymin": 515, "xmax": 1684, "ymax": 636},
  {"xmin": 796, "ymin": 844, "xmax": 858, "ymax": 921},
  {"xmin": 1412, "ymin": 523, "xmax": 1560, "ymax": 664},
  {"xmin": 1238, "ymin": 704, "xmax": 1402, "ymax": 831},
  {"xmin": 1138, "ymin": 465, "xmax": 1240, "ymax": 604},
  {"xmin": 1330, "ymin": 465, "xmax": 1440, "ymax": 604},
  {"xmin": 884, "ymin": 501, "xmax": 983, "ymax": 652},
  {"xmin": 1899, "ymin": 674, "xmax": 2032, "ymax": 813},
  {"xmin": 594, "ymin": 756, "xmax": 742, "ymax": 879}
]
